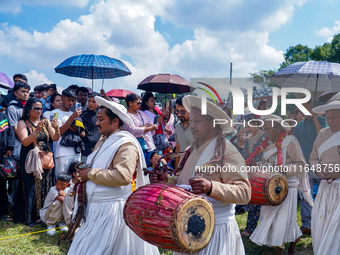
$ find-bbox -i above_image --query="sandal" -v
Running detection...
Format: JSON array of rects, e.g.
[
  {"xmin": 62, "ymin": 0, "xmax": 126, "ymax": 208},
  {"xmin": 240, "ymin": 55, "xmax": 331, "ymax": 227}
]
[
  {"xmin": 241, "ymin": 231, "xmax": 251, "ymax": 238},
  {"xmin": 1, "ymin": 215, "xmax": 13, "ymax": 222}
]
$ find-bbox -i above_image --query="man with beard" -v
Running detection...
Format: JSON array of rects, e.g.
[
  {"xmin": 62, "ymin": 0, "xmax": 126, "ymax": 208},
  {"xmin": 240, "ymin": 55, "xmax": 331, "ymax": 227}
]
[
  {"xmin": 68, "ymin": 97, "xmax": 159, "ymax": 255},
  {"xmin": 174, "ymin": 95, "xmax": 194, "ymax": 167}
]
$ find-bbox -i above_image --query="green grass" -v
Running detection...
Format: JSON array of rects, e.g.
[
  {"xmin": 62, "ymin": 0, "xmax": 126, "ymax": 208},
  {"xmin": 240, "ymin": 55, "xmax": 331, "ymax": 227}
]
[{"xmin": 0, "ymin": 207, "xmax": 313, "ymax": 255}]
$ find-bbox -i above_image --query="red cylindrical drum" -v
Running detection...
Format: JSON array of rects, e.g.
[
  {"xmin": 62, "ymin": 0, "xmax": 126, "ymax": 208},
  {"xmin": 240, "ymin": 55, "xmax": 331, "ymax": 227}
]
[
  {"xmin": 123, "ymin": 184, "xmax": 215, "ymax": 253},
  {"xmin": 248, "ymin": 171, "xmax": 288, "ymax": 206}
]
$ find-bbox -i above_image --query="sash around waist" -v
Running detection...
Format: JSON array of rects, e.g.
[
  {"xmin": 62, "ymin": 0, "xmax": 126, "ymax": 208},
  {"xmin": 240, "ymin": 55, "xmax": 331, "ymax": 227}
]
[
  {"xmin": 286, "ymin": 175, "xmax": 299, "ymax": 188},
  {"xmin": 87, "ymin": 183, "xmax": 132, "ymax": 203}
]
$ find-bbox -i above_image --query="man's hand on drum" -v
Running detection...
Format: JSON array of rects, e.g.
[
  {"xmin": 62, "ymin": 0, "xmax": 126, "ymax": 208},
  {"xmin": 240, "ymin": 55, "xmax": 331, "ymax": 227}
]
[
  {"xmin": 189, "ymin": 178, "xmax": 212, "ymax": 195},
  {"xmin": 76, "ymin": 168, "xmax": 91, "ymax": 182},
  {"xmin": 149, "ymin": 170, "xmax": 168, "ymax": 184}
]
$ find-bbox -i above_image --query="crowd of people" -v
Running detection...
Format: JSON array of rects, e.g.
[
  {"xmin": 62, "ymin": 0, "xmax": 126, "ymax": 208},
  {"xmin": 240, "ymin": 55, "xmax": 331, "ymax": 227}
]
[{"xmin": 0, "ymin": 73, "xmax": 339, "ymax": 255}]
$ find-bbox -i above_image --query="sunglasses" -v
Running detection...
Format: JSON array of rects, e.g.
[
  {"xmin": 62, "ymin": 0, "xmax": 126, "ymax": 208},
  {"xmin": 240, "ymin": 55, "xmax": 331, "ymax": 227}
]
[
  {"xmin": 32, "ymin": 107, "xmax": 43, "ymax": 112},
  {"xmin": 135, "ymin": 102, "xmax": 142, "ymax": 105},
  {"xmin": 174, "ymin": 109, "xmax": 186, "ymax": 115}
]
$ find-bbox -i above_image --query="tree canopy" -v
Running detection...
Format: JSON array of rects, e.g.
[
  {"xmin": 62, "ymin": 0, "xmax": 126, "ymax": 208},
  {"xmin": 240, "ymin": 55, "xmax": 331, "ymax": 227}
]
[{"xmin": 280, "ymin": 33, "xmax": 340, "ymax": 68}]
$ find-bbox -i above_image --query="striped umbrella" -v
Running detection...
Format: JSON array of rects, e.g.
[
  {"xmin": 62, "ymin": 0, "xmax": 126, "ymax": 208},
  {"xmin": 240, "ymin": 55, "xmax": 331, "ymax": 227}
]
[
  {"xmin": 270, "ymin": 61, "xmax": 340, "ymax": 104},
  {"xmin": 55, "ymin": 54, "xmax": 131, "ymax": 90}
]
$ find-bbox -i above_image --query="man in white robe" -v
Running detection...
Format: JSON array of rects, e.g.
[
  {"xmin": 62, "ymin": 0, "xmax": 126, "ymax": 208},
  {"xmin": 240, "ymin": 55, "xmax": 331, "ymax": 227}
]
[
  {"xmin": 151, "ymin": 95, "xmax": 251, "ymax": 255},
  {"xmin": 249, "ymin": 115, "xmax": 311, "ymax": 255},
  {"xmin": 310, "ymin": 100, "xmax": 340, "ymax": 255},
  {"xmin": 67, "ymin": 97, "xmax": 159, "ymax": 255}
]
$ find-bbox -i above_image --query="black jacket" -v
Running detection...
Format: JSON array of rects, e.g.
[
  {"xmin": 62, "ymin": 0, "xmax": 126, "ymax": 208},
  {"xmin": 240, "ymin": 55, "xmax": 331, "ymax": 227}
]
[{"xmin": 0, "ymin": 112, "xmax": 15, "ymax": 163}]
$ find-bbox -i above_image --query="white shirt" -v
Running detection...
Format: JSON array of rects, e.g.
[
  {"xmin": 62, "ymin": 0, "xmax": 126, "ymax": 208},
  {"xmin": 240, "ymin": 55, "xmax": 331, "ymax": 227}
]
[{"xmin": 52, "ymin": 109, "xmax": 80, "ymax": 158}]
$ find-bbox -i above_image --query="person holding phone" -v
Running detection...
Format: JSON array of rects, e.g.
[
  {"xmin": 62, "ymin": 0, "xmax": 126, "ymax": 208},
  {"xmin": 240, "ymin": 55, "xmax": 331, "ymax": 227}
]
[
  {"xmin": 52, "ymin": 89, "xmax": 83, "ymax": 178},
  {"xmin": 42, "ymin": 93, "xmax": 62, "ymax": 120},
  {"xmin": 141, "ymin": 92, "xmax": 169, "ymax": 152},
  {"xmin": 124, "ymin": 93, "xmax": 157, "ymax": 166},
  {"xmin": 16, "ymin": 98, "xmax": 60, "ymax": 226}
]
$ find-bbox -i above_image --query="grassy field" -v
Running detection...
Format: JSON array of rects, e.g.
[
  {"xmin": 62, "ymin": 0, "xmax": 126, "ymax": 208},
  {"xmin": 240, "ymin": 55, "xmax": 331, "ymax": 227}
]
[{"xmin": 0, "ymin": 207, "xmax": 313, "ymax": 255}]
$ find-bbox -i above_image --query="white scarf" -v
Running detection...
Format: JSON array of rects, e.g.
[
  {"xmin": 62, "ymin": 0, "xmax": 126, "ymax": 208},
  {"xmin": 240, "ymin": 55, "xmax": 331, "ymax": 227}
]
[
  {"xmin": 179, "ymin": 137, "xmax": 235, "ymax": 224},
  {"xmin": 263, "ymin": 135, "xmax": 313, "ymax": 206},
  {"xmin": 86, "ymin": 130, "xmax": 149, "ymax": 199},
  {"xmin": 317, "ymin": 130, "xmax": 340, "ymax": 160}
]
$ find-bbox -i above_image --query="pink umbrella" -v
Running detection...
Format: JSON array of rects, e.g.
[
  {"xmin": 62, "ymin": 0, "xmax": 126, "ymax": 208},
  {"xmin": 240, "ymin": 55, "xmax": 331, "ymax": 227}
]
[
  {"xmin": 0, "ymin": 72, "xmax": 14, "ymax": 89},
  {"xmin": 137, "ymin": 73, "xmax": 194, "ymax": 94},
  {"xmin": 106, "ymin": 89, "xmax": 134, "ymax": 99}
]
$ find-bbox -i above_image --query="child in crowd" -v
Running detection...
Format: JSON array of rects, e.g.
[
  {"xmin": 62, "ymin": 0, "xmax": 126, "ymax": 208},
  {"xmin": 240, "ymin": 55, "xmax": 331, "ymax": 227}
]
[
  {"xmin": 63, "ymin": 162, "xmax": 80, "ymax": 225},
  {"xmin": 39, "ymin": 172, "xmax": 72, "ymax": 236}
]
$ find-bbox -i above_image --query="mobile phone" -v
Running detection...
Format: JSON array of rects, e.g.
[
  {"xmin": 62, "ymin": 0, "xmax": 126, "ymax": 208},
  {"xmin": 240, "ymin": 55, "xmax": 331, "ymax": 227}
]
[
  {"xmin": 76, "ymin": 102, "xmax": 81, "ymax": 109},
  {"xmin": 53, "ymin": 112, "xmax": 59, "ymax": 121},
  {"xmin": 50, "ymin": 84, "xmax": 56, "ymax": 90},
  {"xmin": 50, "ymin": 112, "xmax": 54, "ymax": 121},
  {"xmin": 157, "ymin": 150, "xmax": 163, "ymax": 156},
  {"xmin": 154, "ymin": 116, "xmax": 158, "ymax": 124}
]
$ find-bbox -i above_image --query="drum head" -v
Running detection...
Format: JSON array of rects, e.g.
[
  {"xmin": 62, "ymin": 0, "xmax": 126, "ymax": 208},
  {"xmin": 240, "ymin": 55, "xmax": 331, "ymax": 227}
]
[
  {"xmin": 172, "ymin": 197, "xmax": 215, "ymax": 253},
  {"xmin": 265, "ymin": 173, "xmax": 288, "ymax": 205}
]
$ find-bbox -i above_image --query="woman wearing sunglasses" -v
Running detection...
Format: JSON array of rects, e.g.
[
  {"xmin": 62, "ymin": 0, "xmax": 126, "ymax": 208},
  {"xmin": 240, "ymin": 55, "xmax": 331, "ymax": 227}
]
[
  {"xmin": 123, "ymin": 93, "xmax": 157, "ymax": 166},
  {"xmin": 16, "ymin": 97, "xmax": 60, "ymax": 226}
]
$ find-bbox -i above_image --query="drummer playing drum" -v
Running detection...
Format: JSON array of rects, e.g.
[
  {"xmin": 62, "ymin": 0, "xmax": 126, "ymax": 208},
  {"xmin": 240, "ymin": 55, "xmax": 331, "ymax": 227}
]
[
  {"xmin": 249, "ymin": 114, "xmax": 311, "ymax": 255},
  {"xmin": 151, "ymin": 95, "xmax": 251, "ymax": 255}
]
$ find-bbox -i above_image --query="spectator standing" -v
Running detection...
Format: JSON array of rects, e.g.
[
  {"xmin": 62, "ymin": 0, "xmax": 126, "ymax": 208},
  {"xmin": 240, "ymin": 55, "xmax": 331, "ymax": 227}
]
[
  {"xmin": 7, "ymin": 81, "xmax": 30, "ymax": 223},
  {"xmin": 16, "ymin": 98, "xmax": 60, "ymax": 226},
  {"xmin": 80, "ymin": 92, "xmax": 101, "ymax": 162},
  {"xmin": 141, "ymin": 92, "xmax": 169, "ymax": 152},
  {"xmin": 75, "ymin": 87, "xmax": 89, "ymax": 112},
  {"xmin": 174, "ymin": 96, "xmax": 194, "ymax": 167},
  {"xmin": 124, "ymin": 93, "xmax": 157, "ymax": 166},
  {"xmin": 43, "ymin": 93, "xmax": 62, "ymax": 120},
  {"xmin": 0, "ymin": 111, "xmax": 15, "ymax": 222},
  {"xmin": 1, "ymin": 74, "xmax": 27, "ymax": 108},
  {"xmin": 5, "ymin": 81, "xmax": 30, "ymax": 160},
  {"xmin": 52, "ymin": 89, "xmax": 82, "ymax": 177},
  {"xmin": 230, "ymin": 128, "xmax": 249, "ymax": 160}
]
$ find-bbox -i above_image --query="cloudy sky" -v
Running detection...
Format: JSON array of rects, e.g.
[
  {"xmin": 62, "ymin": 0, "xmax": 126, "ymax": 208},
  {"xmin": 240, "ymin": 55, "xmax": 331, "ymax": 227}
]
[{"xmin": 1, "ymin": 0, "xmax": 340, "ymax": 93}]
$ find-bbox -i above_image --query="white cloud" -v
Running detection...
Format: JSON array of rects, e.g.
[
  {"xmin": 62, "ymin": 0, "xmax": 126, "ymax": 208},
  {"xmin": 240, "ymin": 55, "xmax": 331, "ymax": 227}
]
[
  {"xmin": 315, "ymin": 20, "xmax": 340, "ymax": 42},
  {"xmin": 24, "ymin": 70, "xmax": 53, "ymax": 87},
  {"xmin": 0, "ymin": 0, "xmax": 89, "ymax": 14},
  {"xmin": 160, "ymin": 0, "xmax": 307, "ymax": 32},
  {"xmin": 0, "ymin": 0, "xmax": 306, "ymax": 92}
]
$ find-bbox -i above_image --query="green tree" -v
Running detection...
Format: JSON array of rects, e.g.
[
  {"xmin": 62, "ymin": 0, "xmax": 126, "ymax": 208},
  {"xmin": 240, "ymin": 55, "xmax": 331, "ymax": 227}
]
[
  {"xmin": 249, "ymin": 70, "xmax": 277, "ymax": 88},
  {"xmin": 328, "ymin": 33, "xmax": 340, "ymax": 63},
  {"xmin": 310, "ymin": 43, "xmax": 331, "ymax": 61},
  {"xmin": 280, "ymin": 44, "xmax": 313, "ymax": 69}
]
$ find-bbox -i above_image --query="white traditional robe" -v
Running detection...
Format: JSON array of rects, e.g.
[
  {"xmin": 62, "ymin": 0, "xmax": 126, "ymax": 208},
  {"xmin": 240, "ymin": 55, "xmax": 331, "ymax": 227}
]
[
  {"xmin": 174, "ymin": 137, "xmax": 248, "ymax": 255},
  {"xmin": 311, "ymin": 129, "xmax": 340, "ymax": 255},
  {"xmin": 250, "ymin": 135, "xmax": 307, "ymax": 247},
  {"xmin": 67, "ymin": 130, "xmax": 159, "ymax": 255}
]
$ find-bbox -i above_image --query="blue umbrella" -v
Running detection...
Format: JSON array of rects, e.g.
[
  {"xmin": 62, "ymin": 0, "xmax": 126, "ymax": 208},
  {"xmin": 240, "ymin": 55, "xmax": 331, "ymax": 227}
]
[
  {"xmin": 252, "ymin": 87, "xmax": 281, "ymax": 100},
  {"xmin": 55, "ymin": 54, "xmax": 131, "ymax": 90}
]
